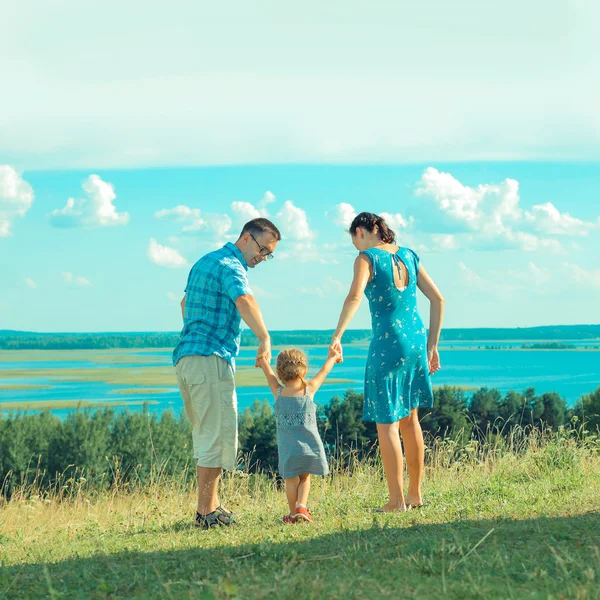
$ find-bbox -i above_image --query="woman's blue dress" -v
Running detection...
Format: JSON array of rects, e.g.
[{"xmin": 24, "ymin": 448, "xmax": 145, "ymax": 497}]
[{"xmin": 361, "ymin": 247, "xmax": 434, "ymax": 423}]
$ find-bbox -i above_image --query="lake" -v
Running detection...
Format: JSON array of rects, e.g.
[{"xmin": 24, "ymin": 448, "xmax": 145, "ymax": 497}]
[{"xmin": 0, "ymin": 342, "xmax": 598, "ymax": 418}]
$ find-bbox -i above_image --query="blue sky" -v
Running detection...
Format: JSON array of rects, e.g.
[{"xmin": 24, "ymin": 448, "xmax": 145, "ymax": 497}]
[{"xmin": 1, "ymin": 1, "xmax": 599, "ymax": 332}]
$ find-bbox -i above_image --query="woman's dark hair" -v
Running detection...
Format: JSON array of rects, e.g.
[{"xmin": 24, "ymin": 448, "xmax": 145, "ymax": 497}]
[
  {"xmin": 239, "ymin": 218, "xmax": 281, "ymax": 241},
  {"xmin": 348, "ymin": 212, "xmax": 395, "ymax": 243}
]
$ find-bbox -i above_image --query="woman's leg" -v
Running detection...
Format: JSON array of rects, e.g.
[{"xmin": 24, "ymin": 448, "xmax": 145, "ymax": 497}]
[
  {"xmin": 399, "ymin": 408, "xmax": 425, "ymax": 506},
  {"xmin": 376, "ymin": 421, "xmax": 406, "ymax": 511},
  {"xmin": 296, "ymin": 474, "xmax": 311, "ymax": 507},
  {"xmin": 285, "ymin": 477, "xmax": 300, "ymax": 514}
]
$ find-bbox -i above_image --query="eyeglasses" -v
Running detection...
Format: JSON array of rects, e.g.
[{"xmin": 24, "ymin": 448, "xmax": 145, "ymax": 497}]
[{"xmin": 249, "ymin": 233, "xmax": 275, "ymax": 260}]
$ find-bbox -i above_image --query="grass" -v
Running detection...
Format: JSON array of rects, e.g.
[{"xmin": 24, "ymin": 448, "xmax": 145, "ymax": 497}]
[
  {"xmin": 0, "ymin": 365, "xmax": 353, "ymax": 390},
  {"xmin": 0, "ymin": 383, "xmax": 52, "ymax": 391},
  {"xmin": 0, "ymin": 431, "xmax": 598, "ymax": 599},
  {"xmin": 0, "ymin": 399, "xmax": 160, "ymax": 411},
  {"xmin": 109, "ymin": 387, "xmax": 174, "ymax": 395}
]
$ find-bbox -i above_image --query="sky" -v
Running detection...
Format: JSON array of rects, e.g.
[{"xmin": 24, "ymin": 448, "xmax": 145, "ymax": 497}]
[{"xmin": 1, "ymin": 0, "xmax": 599, "ymax": 332}]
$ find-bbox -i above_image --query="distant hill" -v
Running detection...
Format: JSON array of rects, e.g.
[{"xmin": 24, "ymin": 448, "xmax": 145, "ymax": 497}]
[{"xmin": 0, "ymin": 325, "xmax": 599, "ymax": 350}]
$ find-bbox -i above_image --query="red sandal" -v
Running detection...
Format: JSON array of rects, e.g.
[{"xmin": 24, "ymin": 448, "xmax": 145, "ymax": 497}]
[{"xmin": 294, "ymin": 507, "xmax": 313, "ymax": 523}]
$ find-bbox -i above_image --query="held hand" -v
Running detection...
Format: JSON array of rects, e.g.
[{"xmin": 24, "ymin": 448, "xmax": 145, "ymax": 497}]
[
  {"xmin": 329, "ymin": 337, "xmax": 343, "ymax": 363},
  {"xmin": 328, "ymin": 345, "xmax": 342, "ymax": 363},
  {"xmin": 256, "ymin": 354, "xmax": 269, "ymax": 369},
  {"xmin": 255, "ymin": 339, "xmax": 272, "ymax": 368},
  {"xmin": 427, "ymin": 345, "xmax": 441, "ymax": 375}
]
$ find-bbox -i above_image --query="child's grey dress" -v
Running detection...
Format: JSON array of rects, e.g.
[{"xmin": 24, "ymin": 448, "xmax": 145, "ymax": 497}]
[{"xmin": 275, "ymin": 387, "xmax": 329, "ymax": 479}]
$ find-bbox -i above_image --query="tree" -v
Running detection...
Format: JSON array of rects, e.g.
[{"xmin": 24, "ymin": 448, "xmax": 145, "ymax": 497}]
[
  {"xmin": 420, "ymin": 386, "xmax": 471, "ymax": 438},
  {"xmin": 322, "ymin": 390, "xmax": 377, "ymax": 452},
  {"xmin": 573, "ymin": 385, "xmax": 600, "ymax": 433},
  {"xmin": 469, "ymin": 387, "xmax": 502, "ymax": 434},
  {"xmin": 531, "ymin": 392, "xmax": 567, "ymax": 429},
  {"xmin": 238, "ymin": 401, "xmax": 278, "ymax": 472}
]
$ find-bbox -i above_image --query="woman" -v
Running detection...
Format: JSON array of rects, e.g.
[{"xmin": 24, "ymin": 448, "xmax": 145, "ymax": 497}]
[{"xmin": 330, "ymin": 212, "xmax": 444, "ymax": 512}]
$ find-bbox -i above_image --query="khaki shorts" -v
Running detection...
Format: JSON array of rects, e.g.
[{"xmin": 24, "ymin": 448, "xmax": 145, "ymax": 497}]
[{"xmin": 175, "ymin": 355, "xmax": 238, "ymax": 470}]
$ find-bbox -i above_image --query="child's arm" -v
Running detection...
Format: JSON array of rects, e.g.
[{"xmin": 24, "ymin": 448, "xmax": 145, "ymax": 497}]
[
  {"xmin": 257, "ymin": 355, "xmax": 281, "ymax": 396},
  {"xmin": 307, "ymin": 347, "xmax": 342, "ymax": 395}
]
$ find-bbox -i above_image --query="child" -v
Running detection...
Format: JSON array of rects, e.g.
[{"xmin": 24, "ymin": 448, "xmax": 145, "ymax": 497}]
[{"xmin": 258, "ymin": 347, "xmax": 340, "ymax": 524}]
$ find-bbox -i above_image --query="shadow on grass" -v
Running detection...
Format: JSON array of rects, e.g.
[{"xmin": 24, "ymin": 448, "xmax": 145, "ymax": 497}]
[{"xmin": 1, "ymin": 512, "xmax": 599, "ymax": 599}]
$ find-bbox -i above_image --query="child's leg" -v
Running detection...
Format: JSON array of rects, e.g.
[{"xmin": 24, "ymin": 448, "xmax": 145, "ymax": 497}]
[
  {"xmin": 296, "ymin": 474, "xmax": 311, "ymax": 508},
  {"xmin": 285, "ymin": 477, "xmax": 300, "ymax": 514}
]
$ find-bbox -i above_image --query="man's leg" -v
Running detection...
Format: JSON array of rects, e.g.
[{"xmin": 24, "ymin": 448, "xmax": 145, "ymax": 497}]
[
  {"xmin": 176, "ymin": 356, "xmax": 233, "ymax": 523},
  {"xmin": 197, "ymin": 466, "xmax": 222, "ymax": 515}
]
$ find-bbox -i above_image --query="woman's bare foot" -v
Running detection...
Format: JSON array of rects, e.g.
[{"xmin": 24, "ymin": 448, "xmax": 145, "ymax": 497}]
[
  {"xmin": 376, "ymin": 502, "xmax": 407, "ymax": 513},
  {"xmin": 405, "ymin": 495, "xmax": 423, "ymax": 508}
]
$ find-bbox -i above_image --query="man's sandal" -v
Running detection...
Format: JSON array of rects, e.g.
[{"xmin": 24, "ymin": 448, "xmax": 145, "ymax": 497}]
[{"xmin": 195, "ymin": 507, "xmax": 238, "ymax": 529}]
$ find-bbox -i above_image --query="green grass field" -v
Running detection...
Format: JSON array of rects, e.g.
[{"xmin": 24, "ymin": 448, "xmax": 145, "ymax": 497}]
[{"xmin": 0, "ymin": 433, "xmax": 598, "ymax": 599}]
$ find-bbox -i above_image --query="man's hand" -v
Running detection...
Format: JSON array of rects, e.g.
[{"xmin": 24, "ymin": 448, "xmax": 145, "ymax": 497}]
[{"xmin": 255, "ymin": 337, "xmax": 272, "ymax": 367}]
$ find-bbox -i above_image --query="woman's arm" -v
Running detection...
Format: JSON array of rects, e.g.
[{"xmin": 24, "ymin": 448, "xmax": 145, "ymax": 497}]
[
  {"xmin": 256, "ymin": 355, "xmax": 281, "ymax": 396},
  {"xmin": 417, "ymin": 265, "xmax": 444, "ymax": 374},
  {"xmin": 330, "ymin": 254, "xmax": 372, "ymax": 357},
  {"xmin": 307, "ymin": 347, "xmax": 341, "ymax": 395}
]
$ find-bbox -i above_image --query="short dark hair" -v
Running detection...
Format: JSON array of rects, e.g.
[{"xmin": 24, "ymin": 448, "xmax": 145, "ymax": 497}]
[
  {"xmin": 239, "ymin": 218, "xmax": 281, "ymax": 241},
  {"xmin": 348, "ymin": 212, "xmax": 395, "ymax": 243}
]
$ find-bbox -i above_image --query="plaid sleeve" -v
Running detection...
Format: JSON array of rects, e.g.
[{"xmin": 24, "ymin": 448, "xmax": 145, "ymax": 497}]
[{"xmin": 222, "ymin": 262, "xmax": 252, "ymax": 303}]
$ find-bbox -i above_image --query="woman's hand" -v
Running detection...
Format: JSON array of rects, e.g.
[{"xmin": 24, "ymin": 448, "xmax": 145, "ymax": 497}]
[
  {"xmin": 329, "ymin": 336, "xmax": 343, "ymax": 363},
  {"xmin": 427, "ymin": 345, "xmax": 441, "ymax": 375},
  {"xmin": 328, "ymin": 344, "xmax": 342, "ymax": 363}
]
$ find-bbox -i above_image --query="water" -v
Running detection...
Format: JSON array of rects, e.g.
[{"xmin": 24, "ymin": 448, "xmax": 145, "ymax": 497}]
[{"xmin": 0, "ymin": 343, "xmax": 598, "ymax": 418}]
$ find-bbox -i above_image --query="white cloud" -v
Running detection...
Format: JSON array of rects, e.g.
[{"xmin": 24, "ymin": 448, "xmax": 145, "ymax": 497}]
[
  {"xmin": 231, "ymin": 201, "xmax": 262, "ymax": 229},
  {"xmin": 299, "ymin": 276, "xmax": 346, "ymax": 298},
  {"xmin": 62, "ymin": 272, "xmax": 91, "ymax": 286},
  {"xmin": 416, "ymin": 167, "xmax": 522, "ymax": 235},
  {"xmin": 257, "ymin": 191, "xmax": 276, "ymax": 209},
  {"xmin": 277, "ymin": 200, "xmax": 315, "ymax": 241},
  {"xmin": 413, "ymin": 167, "xmax": 587, "ymax": 252},
  {"xmin": 49, "ymin": 175, "xmax": 129, "ymax": 228},
  {"xmin": 379, "ymin": 211, "xmax": 410, "ymax": 231},
  {"xmin": 504, "ymin": 231, "xmax": 563, "ymax": 254},
  {"xmin": 562, "ymin": 262, "xmax": 600, "ymax": 289},
  {"xmin": 458, "ymin": 262, "xmax": 482, "ymax": 284},
  {"xmin": 166, "ymin": 291, "xmax": 179, "ymax": 302},
  {"xmin": 329, "ymin": 202, "xmax": 357, "ymax": 229},
  {"xmin": 0, "ymin": 166, "xmax": 34, "ymax": 237},
  {"xmin": 431, "ymin": 234, "xmax": 458, "ymax": 251},
  {"xmin": 24, "ymin": 277, "xmax": 37, "ymax": 289},
  {"xmin": 525, "ymin": 202, "xmax": 598, "ymax": 236},
  {"xmin": 202, "ymin": 213, "xmax": 233, "ymax": 239},
  {"xmin": 147, "ymin": 238, "xmax": 188, "ymax": 268},
  {"xmin": 252, "ymin": 285, "xmax": 277, "ymax": 299},
  {"xmin": 509, "ymin": 262, "xmax": 553, "ymax": 286},
  {"xmin": 155, "ymin": 205, "xmax": 205, "ymax": 233}
]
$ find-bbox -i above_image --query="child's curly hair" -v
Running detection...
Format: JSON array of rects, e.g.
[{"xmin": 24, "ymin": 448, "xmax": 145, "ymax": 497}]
[{"xmin": 276, "ymin": 349, "xmax": 308, "ymax": 386}]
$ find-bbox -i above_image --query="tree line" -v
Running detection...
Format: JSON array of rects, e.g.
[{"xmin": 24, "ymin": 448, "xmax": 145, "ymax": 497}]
[
  {"xmin": 2, "ymin": 324, "xmax": 599, "ymax": 349},
  {"xmin": 1, "ymin": 385, "xmax": 598, "ymax": 497}
]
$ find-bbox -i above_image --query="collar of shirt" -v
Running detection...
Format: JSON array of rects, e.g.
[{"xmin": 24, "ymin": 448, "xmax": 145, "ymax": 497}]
[{"xmin": 224, "ymin": 242, "xmax": 249, "ymax": 271}]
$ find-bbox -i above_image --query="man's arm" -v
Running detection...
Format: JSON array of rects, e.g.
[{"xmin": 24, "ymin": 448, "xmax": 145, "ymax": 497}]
[
  {"xmin": 180, "ymin": 294, "xmax": 186, "ymax": 320},
  {"xmin": 235, "ymin": 294, "xmax": 271, "ymax": 365}
]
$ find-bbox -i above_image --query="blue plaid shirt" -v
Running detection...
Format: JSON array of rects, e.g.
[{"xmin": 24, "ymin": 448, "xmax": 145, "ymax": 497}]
[{"xmin": 172, "ymin": 242, "xmax": 253, "ymax": 368}]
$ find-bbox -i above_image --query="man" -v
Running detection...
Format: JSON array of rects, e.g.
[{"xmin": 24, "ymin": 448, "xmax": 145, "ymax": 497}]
[{"xmin": 173, "ymin": 218, "xmax": 281, "ymax": 529}]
